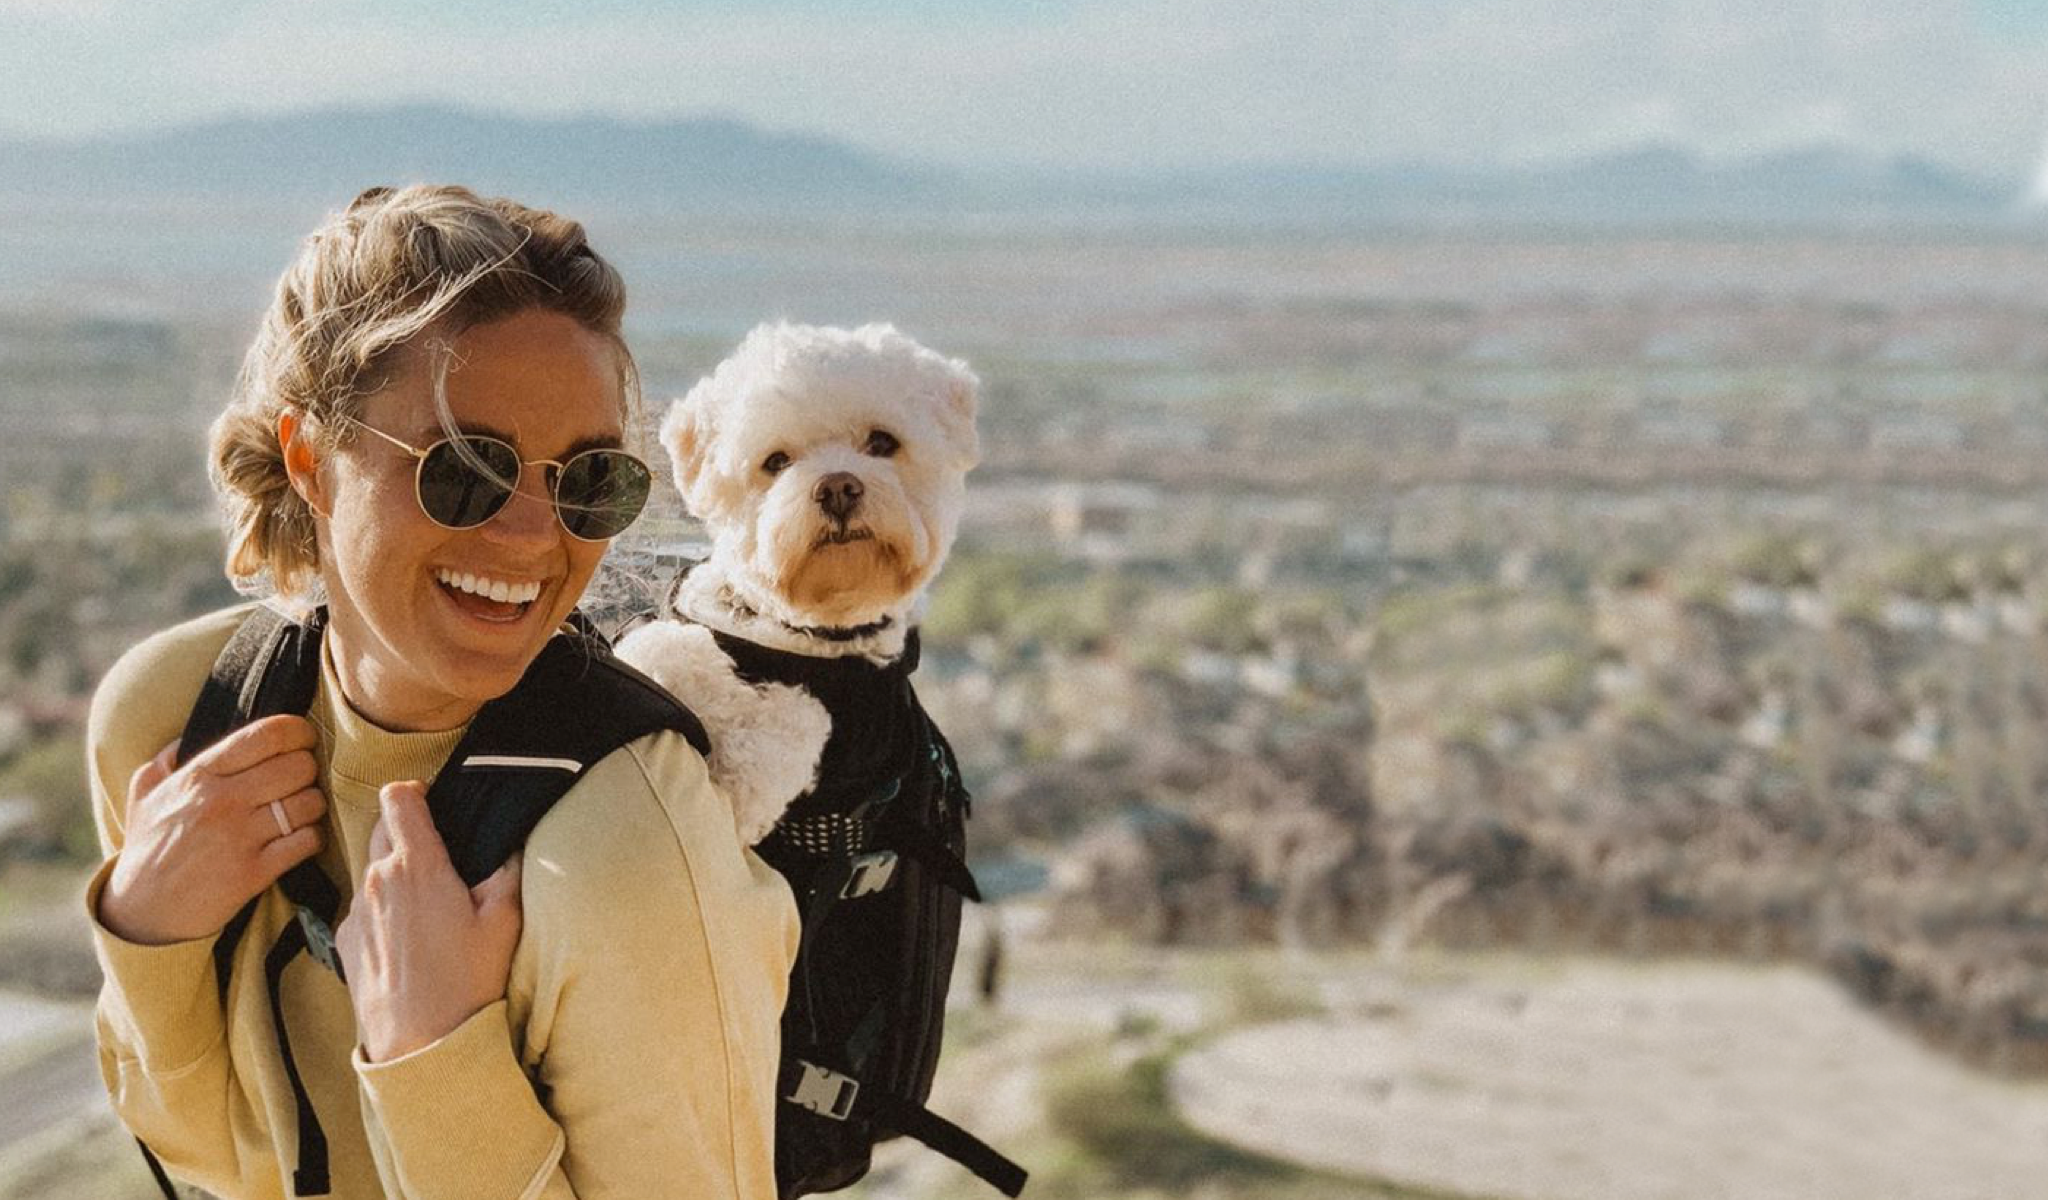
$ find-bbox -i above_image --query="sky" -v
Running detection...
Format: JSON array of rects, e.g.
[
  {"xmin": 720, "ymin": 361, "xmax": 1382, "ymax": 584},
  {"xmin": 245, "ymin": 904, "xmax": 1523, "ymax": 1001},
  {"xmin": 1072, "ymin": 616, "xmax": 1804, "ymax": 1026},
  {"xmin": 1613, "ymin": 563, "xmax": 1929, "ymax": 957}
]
[{"xmin": 1, "ymin": 0, "xmax": 2044, "ymax": 182}]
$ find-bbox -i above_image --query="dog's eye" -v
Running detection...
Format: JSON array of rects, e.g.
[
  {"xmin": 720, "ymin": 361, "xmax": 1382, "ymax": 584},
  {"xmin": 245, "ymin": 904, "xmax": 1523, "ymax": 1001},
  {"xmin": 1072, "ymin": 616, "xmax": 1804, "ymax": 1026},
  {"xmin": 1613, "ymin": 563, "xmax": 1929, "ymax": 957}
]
[
  {"xmin": 762, "ymin": 451, "xmax": 792, "ymax": 475},
  {"xmin": 864, "ymin": 430, "xmax": 900, "ymax": 458}
]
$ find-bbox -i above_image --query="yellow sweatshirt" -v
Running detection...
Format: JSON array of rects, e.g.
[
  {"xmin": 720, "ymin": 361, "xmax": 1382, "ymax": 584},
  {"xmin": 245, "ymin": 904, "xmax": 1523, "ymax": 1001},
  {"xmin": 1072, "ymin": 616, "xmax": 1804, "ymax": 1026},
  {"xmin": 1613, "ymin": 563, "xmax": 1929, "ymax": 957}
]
[{"xmin": 86, "ymin": 604, "xmax": 799, "ymax": 1200}]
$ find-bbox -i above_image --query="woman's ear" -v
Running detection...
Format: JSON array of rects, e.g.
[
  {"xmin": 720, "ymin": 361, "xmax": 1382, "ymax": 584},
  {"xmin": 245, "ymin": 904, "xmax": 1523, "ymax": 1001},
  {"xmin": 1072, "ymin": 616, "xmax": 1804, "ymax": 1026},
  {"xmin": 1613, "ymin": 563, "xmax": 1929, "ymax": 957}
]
[{"xmin": 278, "ymin": 410, "xmax": 330, "ymax": 517}]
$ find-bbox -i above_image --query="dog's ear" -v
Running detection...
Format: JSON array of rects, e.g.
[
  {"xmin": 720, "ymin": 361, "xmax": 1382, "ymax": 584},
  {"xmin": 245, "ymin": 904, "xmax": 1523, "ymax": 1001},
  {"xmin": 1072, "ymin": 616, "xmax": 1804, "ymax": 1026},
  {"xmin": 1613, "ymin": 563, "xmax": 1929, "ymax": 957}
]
[
  {"xmin": 660, "ymin": 396, "xmax": 708, "ymax": 500},
  {"xmin": 935, "ymin": 362, "xmax": 981, "ymax": 472}
]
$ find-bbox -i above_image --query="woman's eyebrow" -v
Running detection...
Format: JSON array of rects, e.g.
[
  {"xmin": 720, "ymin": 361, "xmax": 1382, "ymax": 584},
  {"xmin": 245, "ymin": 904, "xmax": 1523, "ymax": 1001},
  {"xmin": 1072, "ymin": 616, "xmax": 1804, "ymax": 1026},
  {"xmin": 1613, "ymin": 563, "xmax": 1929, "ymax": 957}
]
[
  {"xmin": 450, "ymin": 421, "xmax": 626, "ymax": 457},
  {"xmin": 556, "ymin": 432, "xmax": 628, "ymax": 458}
]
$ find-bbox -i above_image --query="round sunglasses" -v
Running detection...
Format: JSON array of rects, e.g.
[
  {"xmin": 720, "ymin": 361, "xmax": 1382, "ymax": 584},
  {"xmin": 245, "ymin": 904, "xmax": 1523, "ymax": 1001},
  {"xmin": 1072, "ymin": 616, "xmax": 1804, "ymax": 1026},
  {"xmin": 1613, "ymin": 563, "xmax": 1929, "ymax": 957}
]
[{"xmin": 338, "ymin": 415, "xmax": 652, "ymax": 542}]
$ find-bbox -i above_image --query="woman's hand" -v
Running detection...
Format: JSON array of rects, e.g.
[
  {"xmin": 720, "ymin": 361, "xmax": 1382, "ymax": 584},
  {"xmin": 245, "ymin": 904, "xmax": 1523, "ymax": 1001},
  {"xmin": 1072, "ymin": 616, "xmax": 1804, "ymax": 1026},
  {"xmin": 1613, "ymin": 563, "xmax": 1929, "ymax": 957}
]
[
  {"xmin": 98, "ymin": 715, "xmax": 327, "ymax": 945},
  {"xmin": 337, "ymin": 781, "xmax": 523, "ymax": 1063}
]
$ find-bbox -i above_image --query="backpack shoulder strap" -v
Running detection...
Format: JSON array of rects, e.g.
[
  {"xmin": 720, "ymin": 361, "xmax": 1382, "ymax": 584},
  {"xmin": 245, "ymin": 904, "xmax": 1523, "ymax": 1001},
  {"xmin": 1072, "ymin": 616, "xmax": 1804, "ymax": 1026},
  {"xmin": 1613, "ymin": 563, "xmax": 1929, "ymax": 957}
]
[
  {"xmin": 425, "ymin": 625, "xmax": 712, "ymax": 886},
  {"xmin": 176, "ymin": 604, "xmax": 325, "ymax": 769},
  {"xmin": 171, "ymin": 605, "xmax": 328, "ymax": 998},
  {"xmin": 139, "ymin": 604, "xmax": 328, "ymax": 1200},
  {"xmin": 151, "ymin": 609, "xmax": 709, "ymax": 1199}
]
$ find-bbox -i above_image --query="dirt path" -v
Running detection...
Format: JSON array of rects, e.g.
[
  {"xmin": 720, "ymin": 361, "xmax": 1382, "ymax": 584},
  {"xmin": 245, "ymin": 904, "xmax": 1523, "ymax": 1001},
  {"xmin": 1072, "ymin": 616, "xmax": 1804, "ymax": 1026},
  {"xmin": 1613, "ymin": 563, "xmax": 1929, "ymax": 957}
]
[
  {"xmin": 1171, "ymin": 956, "xmax": 2048, "ymax": 1200},
  {"xmin": 0, "ymin": 1038, "xmax": 100, "ymax": 1153},
  {"xmin": 0, "ymin": 987, "xmax": 99, "ymax": 1163},
  {"xmin": 0, "ymin": 989, "xmax": 99, "ymax": 1160}
]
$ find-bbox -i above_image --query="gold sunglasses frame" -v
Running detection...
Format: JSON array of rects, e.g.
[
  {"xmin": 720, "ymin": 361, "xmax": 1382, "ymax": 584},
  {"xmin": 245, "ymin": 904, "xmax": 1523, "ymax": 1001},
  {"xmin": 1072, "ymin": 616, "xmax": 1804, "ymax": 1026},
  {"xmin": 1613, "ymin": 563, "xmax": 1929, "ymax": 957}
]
[{"xmin": 337, "ymin": 414, "xmax": 651, "ymax": 543}]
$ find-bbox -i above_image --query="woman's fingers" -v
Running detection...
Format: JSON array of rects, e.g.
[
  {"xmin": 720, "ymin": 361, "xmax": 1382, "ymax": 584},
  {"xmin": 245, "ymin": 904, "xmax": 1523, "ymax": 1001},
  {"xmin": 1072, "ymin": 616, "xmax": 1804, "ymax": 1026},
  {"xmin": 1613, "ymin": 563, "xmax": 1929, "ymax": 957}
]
[
  {"xmin": 217, "ymin": 747, "xmax": 319, "ymax": 809},
  {"xmin": 372, "ymin": 781, "xmax": 450, "ymax": 872},
  {"xmin": 282, "ymin": 786, "xmax": 327, "ymax": 830},
  {"xmin": 127, "ymin": 740, "xmax": 177, "ymax": 804},
  {"xmin": 249, "ymin": 786, "xmax": 327, "ymax": 842},
  {"xmin": 255, "ymin": 823, "xmax": 323, "ymax": 878},
  {"xmin": 333, "ymin": 905, "xmax": 362, "ymax": 975},
  {"xmin": 337, "ymin": 790, "xmax": 521, "ymax": 1066},
  {"xmin": 470, "ymin": 857, "xmax": 524, "ymax": 956},
  {"xmin": 343, "ymin": 822, "xmax": 521, "ymax": 1063},
  {"xmin": 187, "ymin": 713, "xmax": 318, "ymax": 778},
  {"xmin": 99, "ymin": 721, "xmax": 328, "ymax": 947},
  {"xmin": 366, "ymin": 807, "xmax": 390, "ymax": 862},
  {"xmin": 469, "ymin": 856, "xmax": 520, "ymax": 903},
  {"xmin": 470, "ymin": 856, "xmax": 522, "ymax": 914}
]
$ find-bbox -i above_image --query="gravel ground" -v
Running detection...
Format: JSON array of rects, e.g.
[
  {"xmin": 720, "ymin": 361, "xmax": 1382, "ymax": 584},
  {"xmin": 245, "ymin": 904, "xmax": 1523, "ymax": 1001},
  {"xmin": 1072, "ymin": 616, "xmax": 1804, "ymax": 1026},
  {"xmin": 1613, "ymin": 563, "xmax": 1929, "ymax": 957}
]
[
  {"xmin": 0, "ymin": 1032, "xmax": 100, "ymax": 1156},
  {"xmin": 0, "ymin": 990, "xmax": 90, "ymax": 1078},
  {"xmin": 1171, "ymin": 956, "xmax": 2048, "ymax": 1200},
  {"xmin": 24, "ymin": 906, "xmax": 2047, "ymax": 1200},
  {"xmin": 0, "ymin": 987, "xmax": 105, "ymax": 1200}
]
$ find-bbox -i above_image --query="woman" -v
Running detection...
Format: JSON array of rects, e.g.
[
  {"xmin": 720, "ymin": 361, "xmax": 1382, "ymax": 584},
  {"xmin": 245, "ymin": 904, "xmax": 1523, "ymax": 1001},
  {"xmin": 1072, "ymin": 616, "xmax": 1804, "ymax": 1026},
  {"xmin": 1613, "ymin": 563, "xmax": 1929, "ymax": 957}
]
[{"xmin": 86, "ymin": 184, "xmax": 798, "ymax": 1199}]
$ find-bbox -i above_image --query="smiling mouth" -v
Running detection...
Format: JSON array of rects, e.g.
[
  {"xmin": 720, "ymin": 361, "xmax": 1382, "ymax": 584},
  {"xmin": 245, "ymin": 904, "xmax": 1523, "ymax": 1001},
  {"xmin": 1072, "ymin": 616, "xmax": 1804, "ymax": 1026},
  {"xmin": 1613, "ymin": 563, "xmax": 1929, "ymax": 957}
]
[
  {"xmin": 814, "ymin": 527, "xmax": 874, "ymax": 547},
  {"xmin": 433, "ymin": 567, "xmax": 543, "ymax": 624}
]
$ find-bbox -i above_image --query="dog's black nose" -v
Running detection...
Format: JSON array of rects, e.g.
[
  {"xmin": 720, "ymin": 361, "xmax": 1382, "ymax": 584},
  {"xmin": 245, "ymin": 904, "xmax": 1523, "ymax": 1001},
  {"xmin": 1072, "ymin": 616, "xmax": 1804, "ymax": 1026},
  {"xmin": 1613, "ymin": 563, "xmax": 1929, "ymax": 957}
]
[{"xmin": 814, "ymin": 472, "xmax": 864, "ymax": 520}]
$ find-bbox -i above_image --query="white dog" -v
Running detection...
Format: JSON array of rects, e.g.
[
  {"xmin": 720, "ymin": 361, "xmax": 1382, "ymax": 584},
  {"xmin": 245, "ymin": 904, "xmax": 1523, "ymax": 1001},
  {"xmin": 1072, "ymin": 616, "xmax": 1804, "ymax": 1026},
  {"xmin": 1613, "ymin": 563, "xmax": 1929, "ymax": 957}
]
[{"xmin": 615, "ymin": 322, "xmax": 979, "ymax": 845}]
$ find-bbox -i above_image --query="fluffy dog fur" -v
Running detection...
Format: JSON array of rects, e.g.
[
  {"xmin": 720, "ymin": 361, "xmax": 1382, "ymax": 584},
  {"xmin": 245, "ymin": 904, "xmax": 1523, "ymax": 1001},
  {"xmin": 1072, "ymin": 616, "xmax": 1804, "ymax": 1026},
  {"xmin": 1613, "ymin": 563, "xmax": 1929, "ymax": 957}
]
[{"xmin": 616, "ymin": 322, "xmax": 978, "ymax": 843}]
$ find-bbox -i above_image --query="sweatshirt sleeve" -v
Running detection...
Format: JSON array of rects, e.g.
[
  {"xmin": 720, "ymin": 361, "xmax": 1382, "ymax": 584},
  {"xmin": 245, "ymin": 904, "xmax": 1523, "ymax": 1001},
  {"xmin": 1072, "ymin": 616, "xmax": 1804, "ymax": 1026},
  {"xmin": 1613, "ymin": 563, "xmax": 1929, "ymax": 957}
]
[
  {"xmin": 355, "ymin": 731, "xmax": 799, "ymax": 1200},
  {"xmin": 84, "ymin": 605, "xmax": 275, "ymax": 1197}
]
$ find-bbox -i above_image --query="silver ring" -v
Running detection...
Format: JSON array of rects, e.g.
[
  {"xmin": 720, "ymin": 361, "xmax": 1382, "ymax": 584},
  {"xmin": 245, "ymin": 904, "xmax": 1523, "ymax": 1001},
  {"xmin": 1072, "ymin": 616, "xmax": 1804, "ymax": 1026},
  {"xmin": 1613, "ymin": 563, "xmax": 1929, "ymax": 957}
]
[{"xmin": 269, "ymin": 799, "xmax": 292, "ymax": 838}]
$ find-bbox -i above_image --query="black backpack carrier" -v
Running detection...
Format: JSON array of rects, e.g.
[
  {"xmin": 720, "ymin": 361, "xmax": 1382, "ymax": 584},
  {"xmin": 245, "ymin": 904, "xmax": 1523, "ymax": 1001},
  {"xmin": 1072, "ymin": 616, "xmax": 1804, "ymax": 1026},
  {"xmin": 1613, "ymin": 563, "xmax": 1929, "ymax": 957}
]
[
  {"xmin": 713, "ymin": 629, "xmax": 1024, "ymax": 1198},
  {"xmin": 134, "ymin": 605, "xmax": 1025, "ymax": 1199}
]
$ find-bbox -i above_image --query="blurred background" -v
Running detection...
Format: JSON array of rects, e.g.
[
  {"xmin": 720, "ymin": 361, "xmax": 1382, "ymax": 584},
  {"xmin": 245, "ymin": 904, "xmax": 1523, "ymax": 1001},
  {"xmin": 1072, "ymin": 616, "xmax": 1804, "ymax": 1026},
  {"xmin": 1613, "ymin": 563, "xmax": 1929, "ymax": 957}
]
[{"xmin": 3, "ymin": 2, "xmax": 2048, "ymax": 1197}]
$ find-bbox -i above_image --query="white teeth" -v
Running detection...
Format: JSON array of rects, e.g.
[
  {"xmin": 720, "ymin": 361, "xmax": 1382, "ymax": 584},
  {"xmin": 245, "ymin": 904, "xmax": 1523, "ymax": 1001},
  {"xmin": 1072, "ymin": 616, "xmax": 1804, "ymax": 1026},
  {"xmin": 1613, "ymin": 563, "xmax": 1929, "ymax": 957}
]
[{"xmin": 435, "ymin": 569, "xmax": 541, "ymax": 605}]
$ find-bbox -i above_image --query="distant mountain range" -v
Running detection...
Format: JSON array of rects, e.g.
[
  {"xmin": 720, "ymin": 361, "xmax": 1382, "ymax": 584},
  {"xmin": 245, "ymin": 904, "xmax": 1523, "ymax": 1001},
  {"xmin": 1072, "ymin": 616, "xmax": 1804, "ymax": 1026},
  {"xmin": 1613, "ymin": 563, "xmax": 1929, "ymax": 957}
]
[
  {"xmin": 0, "ymin": 105, "xmax": 947, "ymax": 208},
  {"xmin": 0, "ymin": 105, "xmax": 2033, "ymax": 229},
  {"xmin": 1051, "ymin": 145, "xmax": 2024, "ymax": 227}
]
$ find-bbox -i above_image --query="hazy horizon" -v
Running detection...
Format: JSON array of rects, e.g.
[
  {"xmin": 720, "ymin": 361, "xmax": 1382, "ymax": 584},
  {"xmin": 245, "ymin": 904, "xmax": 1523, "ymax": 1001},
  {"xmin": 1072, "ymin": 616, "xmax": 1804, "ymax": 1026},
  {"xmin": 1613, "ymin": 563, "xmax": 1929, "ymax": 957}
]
[{"xmin": 3, "ymin": 0, "xmax": 2045, "ymax": 183}]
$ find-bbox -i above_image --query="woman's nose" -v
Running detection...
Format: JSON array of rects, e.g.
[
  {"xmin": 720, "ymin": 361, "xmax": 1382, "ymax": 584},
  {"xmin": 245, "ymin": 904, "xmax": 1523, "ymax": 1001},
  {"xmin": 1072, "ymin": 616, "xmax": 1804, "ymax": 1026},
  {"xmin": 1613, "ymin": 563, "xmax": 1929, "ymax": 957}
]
[{"xmin": 481, "ymin": 483, "xmax": 560, "ymax": 546}]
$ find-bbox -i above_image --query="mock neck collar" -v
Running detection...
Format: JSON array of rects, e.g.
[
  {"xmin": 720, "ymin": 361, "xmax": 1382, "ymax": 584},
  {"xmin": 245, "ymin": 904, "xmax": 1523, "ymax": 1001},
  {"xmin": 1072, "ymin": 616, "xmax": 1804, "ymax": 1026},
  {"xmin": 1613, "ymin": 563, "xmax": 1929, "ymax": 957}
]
[{"xmin": 309, "ymin": 629, "xmax": 469, "ymax": 801}]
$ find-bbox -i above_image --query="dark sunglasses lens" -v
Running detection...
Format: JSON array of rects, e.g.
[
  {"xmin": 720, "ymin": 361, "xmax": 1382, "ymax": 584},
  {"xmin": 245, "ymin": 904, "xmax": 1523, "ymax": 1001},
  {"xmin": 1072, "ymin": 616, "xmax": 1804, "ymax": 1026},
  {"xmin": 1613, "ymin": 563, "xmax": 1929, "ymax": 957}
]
[
  {"xmin": 554, "ymin": 450, "xmax": 651, "ymax": 540},
  {"xmin": 417, "ymin": 437, "xmax": 521, "ymax": 528}
]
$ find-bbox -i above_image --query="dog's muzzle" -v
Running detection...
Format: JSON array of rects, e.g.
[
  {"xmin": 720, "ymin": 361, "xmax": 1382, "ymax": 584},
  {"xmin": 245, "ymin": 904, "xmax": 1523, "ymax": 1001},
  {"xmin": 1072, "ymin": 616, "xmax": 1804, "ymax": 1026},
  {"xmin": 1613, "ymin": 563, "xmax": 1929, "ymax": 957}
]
[{"xmin": 814, "ymin": 472, "xmax": 864, "ymax": 520}]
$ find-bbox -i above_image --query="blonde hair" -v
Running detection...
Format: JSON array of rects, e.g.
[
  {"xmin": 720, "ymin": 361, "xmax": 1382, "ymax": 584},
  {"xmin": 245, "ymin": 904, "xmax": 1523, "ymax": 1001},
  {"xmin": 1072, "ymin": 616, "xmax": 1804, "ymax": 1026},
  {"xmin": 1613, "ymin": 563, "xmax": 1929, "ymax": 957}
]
[{"xmin": 209, "ymin": 184, "xmax": 633, "ymax": 596}]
